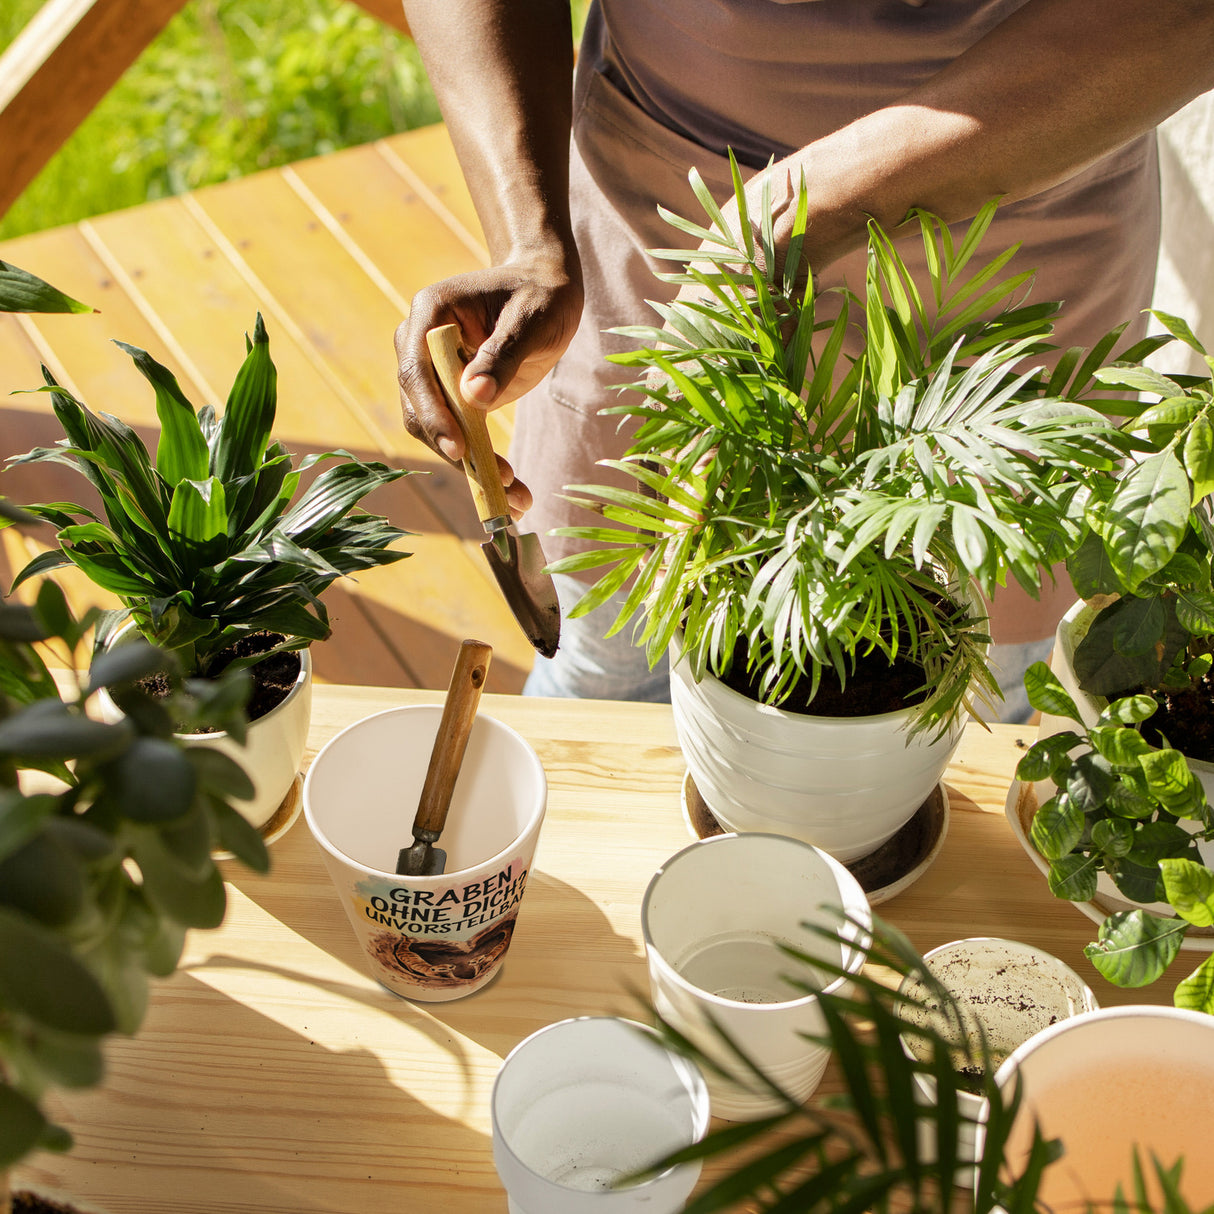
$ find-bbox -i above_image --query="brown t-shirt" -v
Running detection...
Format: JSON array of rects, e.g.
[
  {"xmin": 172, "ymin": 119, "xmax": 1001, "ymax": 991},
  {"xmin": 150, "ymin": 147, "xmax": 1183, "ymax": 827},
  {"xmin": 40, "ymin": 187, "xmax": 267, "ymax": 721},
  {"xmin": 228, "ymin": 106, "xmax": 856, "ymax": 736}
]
[{"xmin": 509, "ymin": 0, "xmax": 1160, "ymax": 640}]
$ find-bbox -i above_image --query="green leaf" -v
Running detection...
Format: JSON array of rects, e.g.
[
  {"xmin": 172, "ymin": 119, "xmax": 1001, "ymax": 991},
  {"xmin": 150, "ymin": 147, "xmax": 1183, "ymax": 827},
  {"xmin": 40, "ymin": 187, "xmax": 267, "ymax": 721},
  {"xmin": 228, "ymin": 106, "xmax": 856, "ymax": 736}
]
[
  {"xmin": 115, "ymin": 341, "xmax": 209, "ymax": 487},
  {"xmin": 212, "ymin": 314, "xmax": 277, "ymax": 482},
  {"xmin": 168, "ymin": 476, "xmax": 229, "ymax": 545},
  {"xmin": 0, "ymin": 1082, "xmax": 49, "ymax": 1168},
  {"xmin": 0, "ymin": 908, "xmax": 117, "ymax": 1034},
  {"xmin": 1085, "ymin": 910, "xmax": 1186, "ymax": 988},
  {"xmin": 26, "ymin": 1028, "xmax": 106, "ymax": 1089},
  {"xmin": 84, "ymin": 638, "xmax": 171, "ymax": 695},
  {"xmin": 1031, "ymin": 795, "xmax": 1085, "ymax": 861},
  {"xmin": 1022, "ymin": 661, "xmax": 1081, "ymax": 721},
  {"xmin": 1091, "ymin": 818, "xmax": 1134, "ymax": 859},
  {"xmin": 1138, "ymin": 748, "xmax": 1206, "ymax": 819},
  {"xmin": 133, "ymin": 834, "xmax": 227, "ymax": 929},
  {"xmin": 1047, "ymin": 851, "xmax": 1099, "ymax": 902},
  {"xmin": 1104, "ymin": 452, "xmax": 1191, "ymax": 591},
  {"xmin": 103, "ymin": 737, "xmax": 197, "ymax": 822},
  {"xmin": 1173, "ymin": 951, "xmax": 1214, "ymax": 1014},
  {"xmin": 0, "ymin": 700, "xmax": 127, "ymax": 759},
  {"xmin": 0, "ymin": 260, "xmax": 91, "ymax": 314},
  {"xmin": 1183, "ymin": 413, "xmax": 1214, "ymax": 502},
  {"xmin": 1159, "ymin": 858, "xmax": 1214, "ymax": 927}
]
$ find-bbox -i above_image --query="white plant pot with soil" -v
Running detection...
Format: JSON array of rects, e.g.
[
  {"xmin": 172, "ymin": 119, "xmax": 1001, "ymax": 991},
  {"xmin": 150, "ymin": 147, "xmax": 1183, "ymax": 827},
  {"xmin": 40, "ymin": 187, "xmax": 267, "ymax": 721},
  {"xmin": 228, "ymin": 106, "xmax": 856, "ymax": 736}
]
[
  {"xmin": 1037, "ymin": 600, "xmax": 1214, "ymax": 907},
  {"xmin": 97, "ymin": 628, "xmax": 312, "ymax": 835},
  {"xmin": 669, "ymin": 643, "xmax": 966, "ymax": 866},
  {"xmin": 896, "ymin": 937, "xmax": 1098, "ymax": 1184}
]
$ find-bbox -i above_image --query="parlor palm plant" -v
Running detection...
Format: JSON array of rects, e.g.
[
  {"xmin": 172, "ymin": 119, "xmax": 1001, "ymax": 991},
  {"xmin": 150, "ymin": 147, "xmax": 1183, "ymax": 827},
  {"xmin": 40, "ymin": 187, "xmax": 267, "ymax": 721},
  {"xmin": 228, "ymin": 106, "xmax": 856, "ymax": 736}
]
[{"xmin": 553, "ymin": 161, "xmax": 1141, "ymax": 740}]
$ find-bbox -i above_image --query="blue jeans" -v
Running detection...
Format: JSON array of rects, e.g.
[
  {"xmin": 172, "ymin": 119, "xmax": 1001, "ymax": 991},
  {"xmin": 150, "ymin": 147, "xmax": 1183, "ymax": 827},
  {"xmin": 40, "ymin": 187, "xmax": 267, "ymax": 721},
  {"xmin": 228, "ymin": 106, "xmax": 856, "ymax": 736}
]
[{"xmin": 524, "ymin": 575, "xmax": 1051, "ymax": 724}]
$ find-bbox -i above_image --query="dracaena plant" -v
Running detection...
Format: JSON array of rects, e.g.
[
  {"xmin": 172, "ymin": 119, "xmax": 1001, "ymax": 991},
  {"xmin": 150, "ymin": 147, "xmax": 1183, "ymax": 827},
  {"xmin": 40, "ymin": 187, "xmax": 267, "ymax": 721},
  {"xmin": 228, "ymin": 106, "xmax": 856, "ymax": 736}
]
[
  {"xmin": 0, "ymin": 554, "xmax": 267, "ymax": 1209},
  {"xmin": 552, "ymin": 160, "xmax": 1137, "ymax": 737},
  {"xmin": 4, "ymin": 315, "xmax": 412, "ymax": 680},
  {"xmin": 1065, "ymin": 313, "xmax": 1214, "ymax": 710},
  {"xmin": 1015, "ymin": 662, "xmax": 1214, "ymax": 1014}
]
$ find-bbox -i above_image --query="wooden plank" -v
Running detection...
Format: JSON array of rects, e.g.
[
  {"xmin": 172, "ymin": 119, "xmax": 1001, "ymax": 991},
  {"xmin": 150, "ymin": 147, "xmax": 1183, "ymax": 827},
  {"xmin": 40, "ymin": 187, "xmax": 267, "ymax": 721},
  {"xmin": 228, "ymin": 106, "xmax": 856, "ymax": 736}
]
[
  {"xmin": 0, "ymin": 0, "xmax": 189, "ymax": 219},
  {"xmin": 378, "ymin": 125, "xmax": 488, "ymax": 262},
  {"xmin": 0, "ymin": 224, "xmax": 212, "ymax": 419}
]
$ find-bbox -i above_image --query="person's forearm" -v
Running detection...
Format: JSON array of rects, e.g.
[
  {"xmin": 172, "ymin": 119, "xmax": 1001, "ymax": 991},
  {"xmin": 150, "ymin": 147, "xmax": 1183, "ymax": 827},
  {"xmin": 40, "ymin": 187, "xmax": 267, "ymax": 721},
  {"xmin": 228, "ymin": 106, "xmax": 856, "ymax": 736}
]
[
  {"xmin": 789, "ymin": 0, "xmax": 1214, "ymax": 268},
  {"xmin": 402, "ymin": 0, "xmax": 578, "ymax": 273}
]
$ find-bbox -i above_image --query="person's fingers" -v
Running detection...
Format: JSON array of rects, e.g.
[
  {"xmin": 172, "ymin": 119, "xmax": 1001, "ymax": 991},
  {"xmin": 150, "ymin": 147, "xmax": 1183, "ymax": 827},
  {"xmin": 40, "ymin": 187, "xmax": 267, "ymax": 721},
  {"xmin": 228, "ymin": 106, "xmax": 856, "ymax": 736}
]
[
  {"xmin": 497, "ymin": 454, "xmax": 534, "ymax": 519},
  {"xmin": 395, "ymin": 311, "xmax": 465, "ymax": 461}
]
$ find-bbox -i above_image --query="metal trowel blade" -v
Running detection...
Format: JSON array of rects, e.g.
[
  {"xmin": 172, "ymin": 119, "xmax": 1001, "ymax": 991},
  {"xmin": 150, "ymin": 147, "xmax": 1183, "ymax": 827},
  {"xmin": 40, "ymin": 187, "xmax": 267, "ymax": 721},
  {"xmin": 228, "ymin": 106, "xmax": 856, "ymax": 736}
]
[
  {"xmin": 397, "ymin": 838, "xmax": 447, "ymax": 877},
  {"xmin": 482, "ymin": 529, "xmax": 561, "ymax": 659}
]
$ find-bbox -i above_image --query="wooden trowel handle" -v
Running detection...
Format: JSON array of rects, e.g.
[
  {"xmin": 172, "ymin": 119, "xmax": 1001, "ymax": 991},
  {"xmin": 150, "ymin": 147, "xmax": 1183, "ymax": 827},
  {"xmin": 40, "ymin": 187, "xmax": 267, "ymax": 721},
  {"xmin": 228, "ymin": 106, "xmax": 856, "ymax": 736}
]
[
  {"xmin": 426, "ymin": 324, "xmax": 511, "ymax": 527},
  {"xmin": 413, "ymin": 639, "xmax": 493, "ymax": 838}
]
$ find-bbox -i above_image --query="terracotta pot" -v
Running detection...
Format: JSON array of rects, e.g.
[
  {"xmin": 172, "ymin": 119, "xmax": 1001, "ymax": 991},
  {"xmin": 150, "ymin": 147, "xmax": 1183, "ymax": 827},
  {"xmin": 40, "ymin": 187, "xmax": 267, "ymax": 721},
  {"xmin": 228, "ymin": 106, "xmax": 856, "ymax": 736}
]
[{"xmin": 988, "ymin": 1005, "xmax": 1214, "ymax": 1202}]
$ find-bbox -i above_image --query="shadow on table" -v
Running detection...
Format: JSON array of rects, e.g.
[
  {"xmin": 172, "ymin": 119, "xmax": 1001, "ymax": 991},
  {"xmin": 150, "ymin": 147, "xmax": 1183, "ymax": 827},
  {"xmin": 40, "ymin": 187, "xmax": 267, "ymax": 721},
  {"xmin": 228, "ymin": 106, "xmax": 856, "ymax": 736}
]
[
  {"xmin": 17, "ymin": 968, "xmax": 495, "ymax": 1214},
  {"xmin": 219, "ymin": 846, "xmax": 648, "ymax": 1064}
]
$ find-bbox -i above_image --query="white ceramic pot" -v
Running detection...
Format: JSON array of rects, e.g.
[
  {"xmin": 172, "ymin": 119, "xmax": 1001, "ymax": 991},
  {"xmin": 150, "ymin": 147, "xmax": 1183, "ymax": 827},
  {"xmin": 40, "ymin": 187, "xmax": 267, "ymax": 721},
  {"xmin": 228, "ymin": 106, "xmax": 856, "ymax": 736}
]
[
  {"xmin": 987, "ymin": 1005, "xmax": 1214, "ymax": 1203},
  {"xmin": 97, "ymin": 631, "xmax": 312, "ymax": 833},
  {"xmin": 669, "ymin": 647, "xmax": 965, "ymax": 864},
  {"xmin": 897, "ymin": 937, "xmax": 1097, "ymax": 1183},
  {"xmin": 1041, "ymin": 601, "xmax": 1214, "ymax": 907}
]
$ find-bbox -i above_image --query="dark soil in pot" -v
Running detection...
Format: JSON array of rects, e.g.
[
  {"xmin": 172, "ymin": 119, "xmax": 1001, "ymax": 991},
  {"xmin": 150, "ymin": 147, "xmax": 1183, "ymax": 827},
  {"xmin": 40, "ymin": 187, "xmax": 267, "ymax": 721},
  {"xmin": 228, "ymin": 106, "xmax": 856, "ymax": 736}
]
[
  {"xmin": 136, "ymin": 631, "xmax": 303, "ymax": 729},
  {"xmin": 1140, "ymin": 668, "xmax": 1214, "ymax": 764},
  {"xmin": 719, "ymin": 639, "xmax": 929, "ymax": 717},
  {"xmin": 14, "ymin": 1194, "xmax": 89, "ymax": 1214}
]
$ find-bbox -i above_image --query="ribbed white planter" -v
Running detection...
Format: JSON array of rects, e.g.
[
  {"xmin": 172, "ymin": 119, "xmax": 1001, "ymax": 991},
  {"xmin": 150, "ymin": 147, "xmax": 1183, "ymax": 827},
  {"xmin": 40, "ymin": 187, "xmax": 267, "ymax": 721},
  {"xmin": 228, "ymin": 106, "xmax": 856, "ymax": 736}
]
[
  {"xmin": 1040, "ymin": 600, "xmax": 1214, "ymax": 906},
  {"xmin": 97, "ymin": 633, "xmax": 312, "ymax": 833},
  {"xmin": 669, "ymin": 645, "xmax": 966, "ymax": 865}
]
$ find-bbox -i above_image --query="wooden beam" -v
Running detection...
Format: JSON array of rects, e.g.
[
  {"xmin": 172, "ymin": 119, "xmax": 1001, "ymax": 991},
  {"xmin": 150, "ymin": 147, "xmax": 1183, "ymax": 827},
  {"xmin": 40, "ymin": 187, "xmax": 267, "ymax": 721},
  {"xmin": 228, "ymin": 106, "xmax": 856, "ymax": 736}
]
[
  {"xmin": 347, "ymin": 0, "xmax": 411, "ymax": 38},
  {"xmin": 0, "ymin": 0, "xmax": 189, "ymax": 220}
]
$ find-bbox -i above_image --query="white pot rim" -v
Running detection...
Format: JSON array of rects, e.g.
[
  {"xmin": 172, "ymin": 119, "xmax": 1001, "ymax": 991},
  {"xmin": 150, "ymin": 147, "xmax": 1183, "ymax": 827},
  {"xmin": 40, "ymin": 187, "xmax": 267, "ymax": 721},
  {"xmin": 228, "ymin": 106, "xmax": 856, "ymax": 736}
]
[
  {"xmin": 640, "ymin": 832, "xmax": 872, "ymax": 1010},
  {"xmin": 100, "ymin": 621, "xmax": 311, "ymax": 742}
]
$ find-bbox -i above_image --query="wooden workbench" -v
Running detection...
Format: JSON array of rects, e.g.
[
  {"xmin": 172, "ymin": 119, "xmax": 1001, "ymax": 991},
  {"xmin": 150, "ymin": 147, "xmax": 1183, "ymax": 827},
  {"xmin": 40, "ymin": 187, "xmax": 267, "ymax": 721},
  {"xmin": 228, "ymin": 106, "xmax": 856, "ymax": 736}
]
[{"xmin": 12, "ymin": 689, "xmax": 1182, "ymax": 1213}]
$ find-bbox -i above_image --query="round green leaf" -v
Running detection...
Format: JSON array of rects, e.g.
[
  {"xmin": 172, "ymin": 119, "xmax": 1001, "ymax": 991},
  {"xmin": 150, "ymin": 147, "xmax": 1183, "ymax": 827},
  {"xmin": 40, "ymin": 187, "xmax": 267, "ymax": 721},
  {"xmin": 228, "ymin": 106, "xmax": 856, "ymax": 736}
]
[
  {"xmin": 0, "ymin": 700, "xmax": 128, "ymax": 759},
  {"xmin": 1091, "ymin": 818, "xmax": 1134, "ymax": 859},
  {"xmin": 106, "ymin": 737, "xmax": 197, "ymax": 822},
  {"xmin": 27, "ymin": 1028, "xmax": 106, "ymax": 1089},
  {"xmin": 1065, "ymin": 753, "xmax": 1114, "ymax": 813},
  {"xmin": 0, "ymin": 1081, "xmax": 48, "ymax": 1168},
  {"xmin": 1138, "ymin": 748, "xmax": 1206, "ymax": 819},
  {"xmin": 0, "ymin": 832, "xmax": 86, "ymax": 926},
  {"xmin": 85, "ymin": 639, "xmax": 169, "ymax": 695},
  {"xmin": 1015, "ymin": 732, "xmax": 1083, "ymax": 783},
  {"xmin": 1084, "ymin": 909, "xmax": 1186, "ymax": 988},
  {"xmin": 0, "ymin": 909, "xmax": 116, "ymax": 1035}
]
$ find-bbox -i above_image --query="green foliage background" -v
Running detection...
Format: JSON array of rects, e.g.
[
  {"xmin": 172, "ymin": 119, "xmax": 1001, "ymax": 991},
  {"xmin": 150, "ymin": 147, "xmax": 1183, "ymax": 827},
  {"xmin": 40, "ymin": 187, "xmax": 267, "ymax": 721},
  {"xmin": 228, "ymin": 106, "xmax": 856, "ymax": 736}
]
[{"xmin": 0, "ymin": 0, "xmax": 442, "ymax": 242}]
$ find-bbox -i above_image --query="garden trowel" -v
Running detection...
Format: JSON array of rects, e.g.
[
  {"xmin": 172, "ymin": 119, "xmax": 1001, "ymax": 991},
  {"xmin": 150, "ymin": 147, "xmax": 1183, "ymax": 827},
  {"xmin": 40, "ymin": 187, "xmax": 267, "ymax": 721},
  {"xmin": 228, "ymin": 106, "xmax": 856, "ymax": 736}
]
[
  {"xmin": 426, "ymin": 324, "xmax": 561, "ymax": 659},
  {"xmin": 396, "ymin": 639, "xmax": 493, "ymax": 876}
]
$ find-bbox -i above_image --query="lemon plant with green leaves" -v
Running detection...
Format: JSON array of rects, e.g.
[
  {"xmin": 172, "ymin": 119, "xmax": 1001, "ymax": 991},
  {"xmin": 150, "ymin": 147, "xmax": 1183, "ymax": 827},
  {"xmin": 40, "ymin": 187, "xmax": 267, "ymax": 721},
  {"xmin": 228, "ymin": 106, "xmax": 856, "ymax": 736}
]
[
  {"xmin": 1016, "ymin": 661, "xmax": 1214, "ymax": 1014},
  {"xmin": 553, "ymin": 160, "xmax": 1142, "ymax": 736},
  {"xmin": 1065, "ymin": 313, "xmax": 1214, "ymax": 705},
  {"xmin": 4, "ymin": 315, "xmax": 412, "ymax": 683}
]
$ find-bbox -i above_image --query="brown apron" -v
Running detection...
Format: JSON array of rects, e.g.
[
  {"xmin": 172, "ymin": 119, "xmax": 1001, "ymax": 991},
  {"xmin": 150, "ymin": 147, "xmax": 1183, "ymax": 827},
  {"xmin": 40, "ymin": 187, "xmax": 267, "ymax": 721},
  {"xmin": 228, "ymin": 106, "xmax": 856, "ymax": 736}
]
[{"xmin": 509, "ymin": 0, "xmax": 1160, "ymax": 644}]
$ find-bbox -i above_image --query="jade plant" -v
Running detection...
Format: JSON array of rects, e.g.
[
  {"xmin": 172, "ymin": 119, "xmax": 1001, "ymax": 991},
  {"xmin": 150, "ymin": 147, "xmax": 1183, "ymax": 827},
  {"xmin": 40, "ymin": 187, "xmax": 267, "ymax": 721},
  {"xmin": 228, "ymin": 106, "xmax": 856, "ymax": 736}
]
[
  {"xmin": 0, "ymin": 559, "xmax": 267, "ymax": 1210},
  {"xmin": 552, "ymin": 160, "xmax": 1141, "ymax": 737},
  {"xmin": 1016, "ymin": 662, "xmax": 1214, "ymax": 1012},
  {"xmin": 5, "ymin": 315, "xmax": 413, "ymax": 687}
]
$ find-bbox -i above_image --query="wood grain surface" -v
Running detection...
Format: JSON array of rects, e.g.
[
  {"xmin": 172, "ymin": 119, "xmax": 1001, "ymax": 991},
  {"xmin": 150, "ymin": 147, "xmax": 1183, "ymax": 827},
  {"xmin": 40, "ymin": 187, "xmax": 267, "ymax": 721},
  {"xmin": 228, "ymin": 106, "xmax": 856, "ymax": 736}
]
[{"xmin": 12, "ymin": 691, "xmax": 1184, "ymax": 1213}]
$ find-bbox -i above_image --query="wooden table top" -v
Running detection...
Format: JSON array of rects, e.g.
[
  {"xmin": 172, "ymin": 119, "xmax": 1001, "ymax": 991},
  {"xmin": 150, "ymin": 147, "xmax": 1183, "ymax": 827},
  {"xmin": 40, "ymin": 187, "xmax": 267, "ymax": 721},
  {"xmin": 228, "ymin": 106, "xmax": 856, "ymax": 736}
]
[{"xmin": 13, "ymin": 688, "xmax": 1183, "ymax": 1214}]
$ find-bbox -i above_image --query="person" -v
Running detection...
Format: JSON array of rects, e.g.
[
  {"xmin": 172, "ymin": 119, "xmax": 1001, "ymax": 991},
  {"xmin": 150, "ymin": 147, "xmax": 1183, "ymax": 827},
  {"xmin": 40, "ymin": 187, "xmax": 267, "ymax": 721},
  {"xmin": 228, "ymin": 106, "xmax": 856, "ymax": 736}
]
[{"xmin": 395, "ymin": 0, "xmax": 1214, "ymax": 720}]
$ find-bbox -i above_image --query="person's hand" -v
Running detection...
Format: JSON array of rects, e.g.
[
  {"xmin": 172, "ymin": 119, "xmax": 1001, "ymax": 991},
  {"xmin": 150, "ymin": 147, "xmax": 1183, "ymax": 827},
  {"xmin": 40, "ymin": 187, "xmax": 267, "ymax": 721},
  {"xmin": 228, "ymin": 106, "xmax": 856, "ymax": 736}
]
[{"xmin": 395, "ymin": 258, "xmax": 583, "ymax": 519}]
